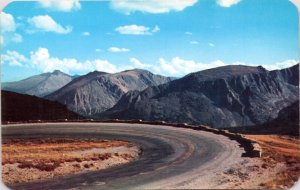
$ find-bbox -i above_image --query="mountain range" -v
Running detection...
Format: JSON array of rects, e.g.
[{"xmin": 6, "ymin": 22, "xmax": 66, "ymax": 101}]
[
  {"xmin": 1, "ymin": 64, "xmax": 299, "ymax": 130},
  {"xmin": 45, "ymin": 69, "xmax": 174, "ymax": 116},
  {"xmin": 2, "ymin": 70, "xmax": 76, "ymax": 97},
  {"xmin": 100, "ymin": 64, "xmax": 299, "ymax": 128}
]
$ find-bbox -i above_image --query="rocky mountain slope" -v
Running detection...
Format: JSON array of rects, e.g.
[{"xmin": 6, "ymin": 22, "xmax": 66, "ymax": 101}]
[
  {"xmin": 2, "ymin": 70, "xmax": 75, "ymax": 97},
  {"xmin": 226, "ymin": 101, "xmax": 299, "ymax": 135},
  {"xmin": 46, "ymin": 69, "xmax": 173, "ymax": 116},
  {"xmin": 101, "ymin": 64, "xmax": 299, "ymax": 128},
  {"xmin": 1, "ymin": 90, "xmax": 83, "ymax": 122}
]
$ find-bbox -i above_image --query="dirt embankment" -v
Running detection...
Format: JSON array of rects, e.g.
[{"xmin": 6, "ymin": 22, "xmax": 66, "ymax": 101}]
[
  {"xmin": 245, "ymin": 135, "xmax": 300, "ymax": 189},
  {"xmin": 2, "ymin": 138, "xmax": 141, "ymax": 185}
]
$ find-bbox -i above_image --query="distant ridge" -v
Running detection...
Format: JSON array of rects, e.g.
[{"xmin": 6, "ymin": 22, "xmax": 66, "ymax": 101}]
[
  {"xmin": 2, "ymin": 70, "xmax": 77, "ymax": 97},
  {"xmin": 46, "ymin": 69, "xmax": 174, "ymax": 116},
  {"xmin": 100, "ymin": 64, "xmax": 299, "ymax": 129},
  {"xmin": 1, "ymin": 90, "xmax": 83, "ymax": 122}
]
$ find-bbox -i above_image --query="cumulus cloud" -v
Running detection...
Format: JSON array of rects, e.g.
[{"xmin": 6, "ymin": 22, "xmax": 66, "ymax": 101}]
[
  {"xmin": 217, "ymin": 0, "xmax": 241, "ymax": 7},
  {"xmin": 82, "ymin": 32, "xmax": 90, "ymax": 36},
  {"xmin": 259, "ymin": 60, "xmax": 299, "ymax": 71},
  {"xmin": 2, "ymin": 48, "xmax": 297, "ymax": 77},
  {"xmin": 115, "ymin": 25, "xmax": 160, "ymax": 35},
  {"xmin": 152, "ymin": 25, "xmax": 160, "ymax": 33},
  {"xmin": 29, "ymin": 48, "xmax": 118, "ymax": 73},
  {"xmin": 0, "ymin": 12, "xmax": 23, "ymax": 45},
  {"xmin": 108, "ymin": 47, "xmax": 130, "ymax": 53},
  {"xmin": 1, "ymin": 12, "xmax": 16, "ymax": 33},
  {"xmin": 38, "ymin": 0, "xmax": 81, "ymax": 12},
  {"xmin": 130, "ymin": 58, "xmax": 152, "ymax": 69},
  {"xmin": 95, "ymin": 49, "xmax": 103, "ymax": 52},
  {"xmin": 274, "ymin": 60, "xmax": 299, "ymax": 68},
  {"xmin": 1, "ymin": 48, "xmax": 118, "ymax": 74},
  {"xmin": 185, "ymin": 32, "xmax": 193, "ymax": 35},
  {"xmin": 156, "ymin": 57, "xmax": 226, "ymax": 76},
  {"xmin": 149, "ymin": 57, "xmax": 298, "ymax": 77},
  {"xmin": 209, "ymin": 43, "xmax": 215, "ymax": 47},
  {"xmin": 27, "ymin": 15, "xmax": 72, "ymax": 34},
  {"xmin": 110, "ymin": 0, "xmax": 198, "ymax": 14},
  {"xmin": 1, "ymin": 50, "xmax": 28, "ymax": 66},
  {"xmin": 190, "ymin": 41, "xmax": 199, "ymax": 45}
]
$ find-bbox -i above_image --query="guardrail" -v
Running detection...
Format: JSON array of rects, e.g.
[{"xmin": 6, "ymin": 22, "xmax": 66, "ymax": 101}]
[{"xmin": 1, "ymin": 119, "xmax": 262, "ymax": 158}]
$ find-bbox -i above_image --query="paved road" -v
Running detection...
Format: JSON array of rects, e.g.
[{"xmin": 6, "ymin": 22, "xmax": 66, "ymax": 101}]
[{"xmin": 2, "ymin": 123, "xmax": 244, "ymax": 190}]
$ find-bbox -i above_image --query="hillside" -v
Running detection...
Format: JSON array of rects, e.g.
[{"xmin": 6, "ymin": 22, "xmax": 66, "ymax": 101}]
[
  {"xmin": 1, "ymin": 90, "xmax": 83, "ymax": 122},
  {"xmin": 100, "ymin": 64, "xmax": 299, "ymax": 128},
  {"xmin": 2, "ymin": 70, "xmax": 75, "ymax": 97},
  {"xmin": 46, "ymin": 69, "xmax": 173, "ymax": 116},
  {"xmin": 227, "ymin": 101, "xmax": 299, "ymax": 135}
]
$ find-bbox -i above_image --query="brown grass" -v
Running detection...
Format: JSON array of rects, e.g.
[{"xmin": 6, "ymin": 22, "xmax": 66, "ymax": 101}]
[
  {"xmin": 246, "ymin": 135, "xmax": 300, "ymax": 188},
  {"xmin": 2, "ymin": 138, "xmax": 128, "ymax": 171}
]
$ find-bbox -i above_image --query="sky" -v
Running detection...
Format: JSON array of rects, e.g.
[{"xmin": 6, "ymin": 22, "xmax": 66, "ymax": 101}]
[{"xmin": 0, "ymin": 0, "xmax": 299, "ymax": 82}]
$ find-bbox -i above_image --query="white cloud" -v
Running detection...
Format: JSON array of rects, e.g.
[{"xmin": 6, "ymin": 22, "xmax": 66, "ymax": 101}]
[
  {"xmin": 27, "ymin": 15, "xmax": 72, "ymax": 34},
  {"xmin": 1, "ymin": 50, "xmax": 28, "ymax": 66},
  {"xmin": 217, "ymin": 0, "xmax": 241, "ymax": 7},
  {"xmin": 108, "ymin": 47, "xmax": 130, "ymax": 53},
  {"xmin": 38, "ymin": 0, "xmax": 81, "ymax": 12},
  {"xmin": 0, "ymin": 35, "xmax": 3, "ymax": 45},
  {"xmin": 11, "ymin": 33, "xmax": 23, "ymax": 43},
  {"xmin": 0, "ymin": 12, "xmax": 16, "ymax": 33},
  {"xmin": 185, "ymin": 32, "xmax": 193, "ymax": 35},
  {"xmin": 156, "ymin": 57, "xmax": 226, "ymax": 76},
  {"xmin": 115, "ymin": 25, "xmax": 159, "ymax": 35},
  {"xmin": 152, "ymin": 25, "xmax": 160, "ymax": 33},
  {"xmin": 110, "ymin": 0, "xmax": 198, "ymax": 14},
  {"xmin": 229, "ymin": 60, "xmax": 299, "ymax": 71},
  {"xmin": 95, "ymin": 49, "xmax": 103, "ymax": 52},
  {"xmin": 274, "ymin": 60, "xmax": 299, "ymax": 69},
  {"xmin": 0, "ymin": 12, "xmax": 23, "ymax": 45},
  {"xmin": 190, "ymin": 41, "xmax": 199, "ymax": 45},
  {"xmin": 151, "ymin": 58, "xmax": 298, "ymax": 76},
  {"xmin": 260, "ymin": 60, "xmax": 299, "ymax": 71},
  {"xmin": 29, "ymin": 48, "xmax": 119, "ymax": 74},
  {"xmin": 82, "ymin": 32, "xmax": 90, "ymax": 36},
  {"xmin": 209, "ymin": 43, "xmax": 215, "ymax": 47},
  {"xmin": 130, "ymin": 58, "xmax": 152, "ymax": 69},
  {"xmin": 1, "ymin": 48, "xmax": 135, "ymax": 74}
]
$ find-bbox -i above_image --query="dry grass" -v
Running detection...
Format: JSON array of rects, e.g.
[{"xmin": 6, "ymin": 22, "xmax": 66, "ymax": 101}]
[
  {"xmin": 246, "ymin": 135, "xmax": 300, "ymax": 188},
  {"xmin": 2, "ymin": 138, "xmax": 140, "ymax": 184},
  {"xmin": 2, "ymin": 138, "xmax": 128, "ymax": 171},
  {"xmin": 2, "ymin": 139, "xmax": 128, "ymax": 171}
]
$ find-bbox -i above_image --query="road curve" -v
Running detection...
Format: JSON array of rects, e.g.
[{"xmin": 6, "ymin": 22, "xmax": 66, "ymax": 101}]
[{"xmin": 2, "ymin": 123, "xmax": 244, "ymax": 190}]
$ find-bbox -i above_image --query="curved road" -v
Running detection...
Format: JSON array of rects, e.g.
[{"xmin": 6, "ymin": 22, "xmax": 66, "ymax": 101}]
[{"xmin": 2, "ymin": 123, "xmax": 244, "ymax": 190}]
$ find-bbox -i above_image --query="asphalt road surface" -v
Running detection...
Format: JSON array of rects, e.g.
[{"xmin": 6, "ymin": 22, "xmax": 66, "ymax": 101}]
[{"xmin": 2, "ymin": 123, "xmax": 244, "ymax": 190}]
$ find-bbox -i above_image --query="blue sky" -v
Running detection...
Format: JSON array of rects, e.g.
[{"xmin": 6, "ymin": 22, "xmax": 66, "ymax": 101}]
[{"xmin": 1, "ymin": 0, "xmax": 298, "ymax": 82}]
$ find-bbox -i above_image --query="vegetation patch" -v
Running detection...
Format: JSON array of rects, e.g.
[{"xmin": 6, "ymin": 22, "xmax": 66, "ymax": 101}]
[{"xmin": 2, "ymin": 138, "xmax": 140, "ymax": 184}]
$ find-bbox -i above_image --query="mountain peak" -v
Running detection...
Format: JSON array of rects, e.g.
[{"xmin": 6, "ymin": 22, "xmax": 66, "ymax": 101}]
[
  {"xmin": 186, "ymin": 65, "xmax": 267, "ymax": 82},
  {"xmin": 52, "ymin": 70, "xmax": 64, "ymax": 75},
  {"xmin": 121, "ymin": 68, "xmax": 150, "ymax": 74}
]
